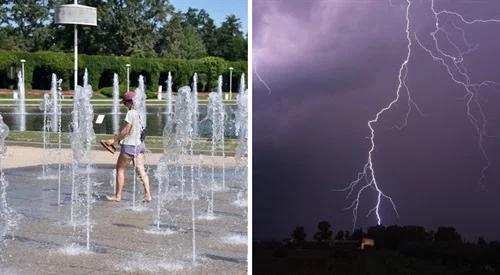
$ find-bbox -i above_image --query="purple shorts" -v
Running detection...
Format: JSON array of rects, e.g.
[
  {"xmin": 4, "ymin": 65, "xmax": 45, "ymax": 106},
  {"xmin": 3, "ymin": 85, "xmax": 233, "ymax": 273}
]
[{"xmin": 120, "ymin": 143, "xmax": 146, "ymax": 157}]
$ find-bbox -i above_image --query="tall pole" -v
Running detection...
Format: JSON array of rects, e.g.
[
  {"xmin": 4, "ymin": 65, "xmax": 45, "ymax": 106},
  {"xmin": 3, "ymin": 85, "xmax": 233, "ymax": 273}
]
[
  {"xmin": 126, "ymin": 64, "xmax": 131, "ymax": 92},
  {"xmin": 229, "ymin": 67, "xmax": 233, "ymax": 100}
]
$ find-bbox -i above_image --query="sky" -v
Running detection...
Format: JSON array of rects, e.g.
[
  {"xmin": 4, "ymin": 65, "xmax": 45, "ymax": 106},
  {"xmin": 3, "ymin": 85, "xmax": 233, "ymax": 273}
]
[
  {"xmin": 170, "ymin": 0, "xmax": 248, "ymax": 32},
  {"xmin": 253, "ymin": 0, "xmax": 500, "ymax": 242}
]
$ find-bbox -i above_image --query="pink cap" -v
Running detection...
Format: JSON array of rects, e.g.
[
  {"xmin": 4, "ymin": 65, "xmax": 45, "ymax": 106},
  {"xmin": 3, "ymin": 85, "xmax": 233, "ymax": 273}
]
[{"xmin": 123, "ymin": 91, "xmax": 136, "ymax": 101}]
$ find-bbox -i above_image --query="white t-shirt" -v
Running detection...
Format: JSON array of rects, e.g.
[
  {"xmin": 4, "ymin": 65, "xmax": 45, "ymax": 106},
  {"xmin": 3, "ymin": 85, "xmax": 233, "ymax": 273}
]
[{"xmin": 122, "ymin": 109, "xmax": 142, "ymax": 145}]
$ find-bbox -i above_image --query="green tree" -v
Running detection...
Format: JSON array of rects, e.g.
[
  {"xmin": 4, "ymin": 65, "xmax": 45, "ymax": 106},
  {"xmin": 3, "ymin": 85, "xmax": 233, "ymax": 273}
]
[
  {"xmin": 0, "ymin": 0, "xmax": 246, "ymax": 59},
  {"xmin": 157, "ymin": 12, "xmax": 184, "ymax": 57},
  {"xmin": 183, "ymin": 7, "xmax": 201, "ymax": 29},
  {"xmin": 93, "ymin": 0, "xmax": 171, "ymax": 56},
  {"xmin": 179, "ymin": 24, "xmax": 206, "ymax": 59},
  {"xmin": 214, "ymin": 15, "xmax": 247, "ymax": 60},
  {"xmin": 201, "ymin": 18, "xmax": 218, "ymax": 56},
  {"xmin": 51, "ymin": 0, "xmax": 173, "ymax": 56},
  {"xmin": 4, "ymin": 0, "xmax": 52, "ymax": 51},
  {"xmin": 182, "ymin": 8, "xmax": 218, "ymax": 56},
  {"xmin": 0, "ymin": 27, "xmax": 17, "ymax": 50},
  {"xmin": 0, "ymin": 1, "xmax": 9, "ymax": 25},
  {"xmin": 157, "ymin": 13, "xmax": 206, "ymax": 59}
]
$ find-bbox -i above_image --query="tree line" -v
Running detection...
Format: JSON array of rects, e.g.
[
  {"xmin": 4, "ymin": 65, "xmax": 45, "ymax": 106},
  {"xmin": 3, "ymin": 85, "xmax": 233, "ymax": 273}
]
[
  {"xmin": 255, "ymin": 223, "xmax": 500, "ymax": 274},
  {"xmin": 0, "ymin": 1, "xmax": 247, "ymax": 61},
  {"xmin": 290, "ymin": 221, "xmax": 492, "ymax": 246}
]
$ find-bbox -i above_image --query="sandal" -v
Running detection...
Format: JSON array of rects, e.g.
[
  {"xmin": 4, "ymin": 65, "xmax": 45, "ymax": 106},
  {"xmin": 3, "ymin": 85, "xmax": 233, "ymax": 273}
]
[
  {"xmin": 100, "ymin": 140, "xmax": 116, "ymax": 154},
  {"xmin": 141, "ymin": 196, "xmax": 152, "ymax": 203}
]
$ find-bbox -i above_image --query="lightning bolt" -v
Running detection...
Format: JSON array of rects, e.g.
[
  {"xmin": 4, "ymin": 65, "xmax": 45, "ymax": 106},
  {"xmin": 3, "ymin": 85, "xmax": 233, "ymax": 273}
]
[
  {"xmin": 339, "ymin": 0, "xmax": 500, "ymax": 231},
  {"xmin": 416, "ymin": 0, "xmax": 500, "ymax": 185},
  {"xmin": 254, "ymin": 60, "xmax": 272, "ymax": 94}
]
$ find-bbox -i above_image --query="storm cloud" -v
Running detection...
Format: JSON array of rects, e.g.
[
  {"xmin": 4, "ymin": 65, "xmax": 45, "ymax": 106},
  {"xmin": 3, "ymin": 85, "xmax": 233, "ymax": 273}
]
[{"xmin": 253, "ymin": 0, "xmax": 500, "ymax": 241}]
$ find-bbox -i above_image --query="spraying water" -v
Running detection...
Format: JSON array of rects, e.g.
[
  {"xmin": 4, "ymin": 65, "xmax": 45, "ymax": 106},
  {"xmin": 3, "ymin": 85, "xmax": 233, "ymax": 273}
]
[
  {"xmin": 41, "ymin": 93, "xmax": 50, "ymax": 178},
  {"xmin": 134, "ymin": 75, "xmax": 147, "ymax": 128},
  {"xmin": 165, "ymin": 72, "xmax": 173, "ymax": 115},
  {"xmin": 56, "ymin": 76, "xmax": 63, "ymax": 205},
  {"xmin": 50, "ymin": 74, "xmax": 59, "ymax": 133},
  {"xmin": 216, "ymin": 76, "xmax": 226, "ymax": 189},
  {"xmin": 111, "ymin": 74, "xmax": 121, "ymax": 133},
  {"xmin": 174, "ymin": 86, "xmax": 193, "ymax": 199},
  {"xmin": 234, "ymin": 81, "xmax": 248, "ymax": 207},
  {"xmin": 39, "ymin": 74, "xmax": 63, "ymax": 183},
  {"xmin": 153, "ymin": 113, "xmax": 177, "ymax": 231},
  {"xmin": 173, "ymin": 86, "xmax": 197, "ymax": 263},
  {"xmin": 112, "ymin": 73, "xmax": 120, "ymax": 114},
  {"xmin": 197, "ymin": 155, "xmax": 203, "ymax": 193},
  {"xmin": 154, "ymin": 157, "xmax": 168, "ymax": 230},
  {"xmin": 109, "ymin": 169, "xmax": 116, "ymax": 196},
  {"xmin": 0, "ymin": 114, "xmax": 20, "ymax": 251},
  {"xmin": 203, "ymin": 84, "xmax": 225, "ymax": 218},
  {"xmin": 192, "ymin": 73, "xmax": 199, "ymax": 137},
  {"xmin": 236, "ymin": 75, "xmax": 247, "ymax": 142},
  {"xmin": 70, "ymin": 69, "xmax": 96, "ymax": 250},
  {"xmin": 189, "ymin": 75, "xmax": 199, "ymax": 251},
  {"xmin": 112, "ymin": 113, "xmax": 120, "ymax": 138},
  {"xmin": 217, "ymin": 75, "xmax": 223, "ymax": 97},
  {"xmin": 130, "ymin": 75, "xmax": 147, "ymax": 208},
  {"xmin": 16, "ymin": 71, "xmax": 26, "ymax": 131},
  {"xmin": 39, "ymin": 76, "xmax": 61, "ymax": 181},
  {"xmin": 189, "ymin": 133, "xmax": 196, "ymax": 265}
]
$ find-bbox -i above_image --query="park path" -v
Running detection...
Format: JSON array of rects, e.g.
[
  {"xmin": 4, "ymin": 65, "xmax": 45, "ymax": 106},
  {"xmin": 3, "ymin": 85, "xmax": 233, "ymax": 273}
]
[{"xmin": 1, "ymin": 145, "xmax": 236, "ymax": 169}]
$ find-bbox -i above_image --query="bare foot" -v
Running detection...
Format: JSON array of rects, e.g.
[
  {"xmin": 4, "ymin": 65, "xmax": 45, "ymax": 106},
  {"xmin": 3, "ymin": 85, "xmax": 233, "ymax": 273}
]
[
  {"xmin": 141, "ymin": 195, "xmax": 152, "ymax": 203},
  {"xmin": 106, "ymin": 195, "xmax": 121, "ymax": 202}
]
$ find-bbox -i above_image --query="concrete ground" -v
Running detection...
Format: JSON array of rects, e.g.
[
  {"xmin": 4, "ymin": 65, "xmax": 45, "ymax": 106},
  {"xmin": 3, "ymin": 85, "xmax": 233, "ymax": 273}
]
[
  {"xmin": 0, "ymin": 146, "xmax": 248, "ymax": 274},
  {"xmin": 0, "ymin": 146, "xmax": 237, "ymax": 169}
]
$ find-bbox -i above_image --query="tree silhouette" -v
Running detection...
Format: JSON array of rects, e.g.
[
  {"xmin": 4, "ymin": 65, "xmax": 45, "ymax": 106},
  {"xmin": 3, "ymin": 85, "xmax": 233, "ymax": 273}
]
[
  {"xmin": 477, "ymin": 237, "xmax": 486, "ymax": 246},
  {"xmin": 367, "ymin": 225, "xmax": 386, "ymax": 249},
  {"xmin": 344, "ymin": 230, "xmax": 351, "ymax": 240},
  {"xmin": 350, "ymin": 228, "xmax": 363, "ymax": 241},
  {"xmin": 334, "ymin": 230, "xmax": 345, "ymax": 241},
  {"xmin": 435, "ymin": 227, "xmax": 461, "ymax": 243},
  {"xmin": 291, "ymin": 226, "xmax": 306, "ymax": 243},
  {"xmin": 313, "ymin": 221, "xmax": 332, "ymax": 243},
  {"xmin": 257, "ymin": 222, "xmax": 500, "ymax": 274},
  {"xmin": 384, "ymin": 225, "xmax": 402, "ymax": 249},
  {"xmin": 403, "ymin": 225, "xmax": 426, "ymax": 242}
]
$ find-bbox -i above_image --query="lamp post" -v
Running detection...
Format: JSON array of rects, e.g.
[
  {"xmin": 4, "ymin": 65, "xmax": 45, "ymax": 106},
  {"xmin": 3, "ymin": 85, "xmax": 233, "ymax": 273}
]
[
  {"xmin": 229, "ymin": 67, "xmax": 234, "ymax": 100},
  {"xmin": 54, "ymin": 1, "xmax": 97, "ymax": 127},
  {"xmin": 126, "ymin": 64, "xmax": 131, "ymax": 92},
  {"xmin": 20, "ymin": 59, "xmax": 26, "ymax": 80}
]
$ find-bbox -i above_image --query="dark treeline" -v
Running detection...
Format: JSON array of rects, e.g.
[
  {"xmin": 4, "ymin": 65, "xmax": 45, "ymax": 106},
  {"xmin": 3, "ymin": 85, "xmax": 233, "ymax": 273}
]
[
  {"xmin": 0, "ymin": 1, "xmax": 247, "ymax": 60},
  {"xmin": 289, "ymin": 222, "xmax": 468, "ymax": 245},
  {"xmin": 254, "ymin": 221, "xmax": 500, "ymax": 274}
]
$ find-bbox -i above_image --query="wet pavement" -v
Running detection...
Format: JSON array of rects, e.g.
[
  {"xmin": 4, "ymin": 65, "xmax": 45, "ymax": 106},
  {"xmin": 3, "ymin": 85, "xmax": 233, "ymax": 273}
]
[{"xmin": 0, "ymin": 164, "xmax": 248, "ymax": 274}]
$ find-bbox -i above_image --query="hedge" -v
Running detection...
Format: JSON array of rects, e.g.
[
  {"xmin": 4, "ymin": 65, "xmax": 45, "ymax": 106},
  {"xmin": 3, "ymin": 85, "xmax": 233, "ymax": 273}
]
[{"xmin": 0, "ymin": 51, "xmax": 247, "ymax": 95}]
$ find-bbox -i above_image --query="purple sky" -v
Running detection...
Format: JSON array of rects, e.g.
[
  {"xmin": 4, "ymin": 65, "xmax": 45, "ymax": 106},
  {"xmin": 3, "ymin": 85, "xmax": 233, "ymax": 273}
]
[{"xmin": 253, "ymin": 0, "xmax": 500, "ymax": 241}]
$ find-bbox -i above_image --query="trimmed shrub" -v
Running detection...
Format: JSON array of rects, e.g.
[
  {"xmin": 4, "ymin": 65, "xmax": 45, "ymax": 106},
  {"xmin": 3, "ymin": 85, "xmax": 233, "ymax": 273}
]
[
  {"xmin": 99, "ymin": 85, "xmax": 133, "ymax": 98},
  {"xmin": 0, "ymin": 50, "xmax": 247, "ymax": 94}
]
